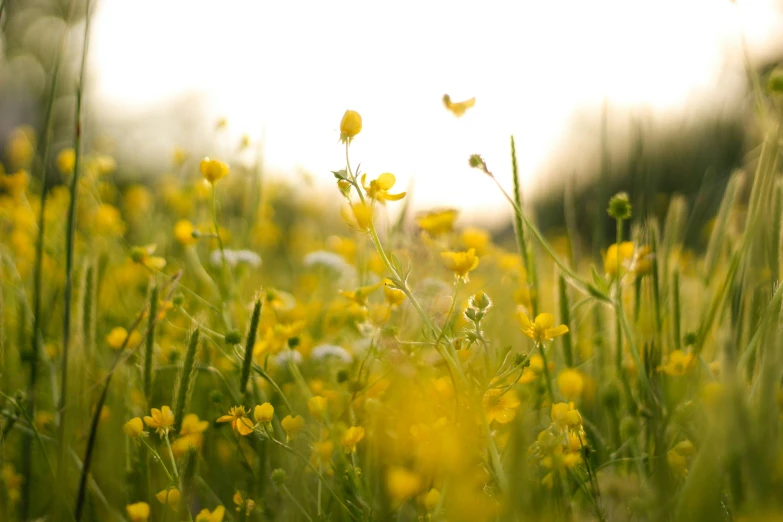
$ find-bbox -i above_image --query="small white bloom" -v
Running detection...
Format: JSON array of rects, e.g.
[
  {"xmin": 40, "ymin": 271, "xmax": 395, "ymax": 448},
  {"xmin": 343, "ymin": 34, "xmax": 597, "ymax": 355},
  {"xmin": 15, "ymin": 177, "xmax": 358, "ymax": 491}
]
[
  {"xmin": 210, "ymin": 249, "xmax": 262, "ymax": 268},
  {"xmin": 273, "ymin": 349, "xmax": 303, "ymax": 366},
  {"xmin": 311, "ymin": 344, "xmax": 353, "ymax": 364}
]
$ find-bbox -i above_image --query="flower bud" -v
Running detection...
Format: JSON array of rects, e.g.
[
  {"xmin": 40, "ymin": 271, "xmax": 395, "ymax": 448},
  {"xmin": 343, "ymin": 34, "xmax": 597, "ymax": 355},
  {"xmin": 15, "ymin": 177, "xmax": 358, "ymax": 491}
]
[{"xmin": 340, "ymin": 110, "xmax": 362, "ymax": 142}]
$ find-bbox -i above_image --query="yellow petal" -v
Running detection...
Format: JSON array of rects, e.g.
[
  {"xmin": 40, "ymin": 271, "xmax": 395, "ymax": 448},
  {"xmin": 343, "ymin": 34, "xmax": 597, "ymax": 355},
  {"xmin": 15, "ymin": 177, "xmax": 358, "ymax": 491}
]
[
  {"xmin": 237, "ymin": 417, "xmax": 255, "ymax": 436},
  {"xmin": 376, "ymin": 173, "xmax": 396, "ymax": 190},
  {"xmin": 216, "ymin": 415, "xmax": 233, "ymax": 423},
  {"xmin": 518, "ymin": 312, "xmax": 533, "ymax": 330},
  {"xmin": 546, "ymin": 325, "xmax": 569, "ymax": 339},
  {"xmin": 534, "ymin": 313, "xmax": 555, "ymax": 330}
]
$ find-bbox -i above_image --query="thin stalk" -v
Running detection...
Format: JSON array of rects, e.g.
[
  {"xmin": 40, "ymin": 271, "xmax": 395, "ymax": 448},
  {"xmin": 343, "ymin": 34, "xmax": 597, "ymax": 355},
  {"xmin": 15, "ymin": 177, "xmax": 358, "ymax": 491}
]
[
  {"xmin": 281, "ymin": 484, "xmax": 313, "ymax": 522},
  {"xmin": 23, "ymin": 3, "xmax": 72, "ymax": 516},
  {"xmin": 60, "ymin": 0, "xmax": 93, "ymax": 466},
  {"xmin": 510, "ymin": 135, "xmax": 538, "ymax": 313},
  {"xmin": 143, "ymin": 284, "xmax": 159, "ymax": 403},
  {"xmin": 240, "ymin": 297, "xmax": 263, "ymax": 402}
]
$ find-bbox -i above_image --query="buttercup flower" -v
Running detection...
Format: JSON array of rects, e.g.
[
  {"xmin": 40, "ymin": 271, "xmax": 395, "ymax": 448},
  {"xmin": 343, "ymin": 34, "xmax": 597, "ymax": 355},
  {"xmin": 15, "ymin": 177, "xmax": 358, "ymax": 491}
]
[
  {"xmin": 144, "ymin": 406, "xmax": 175, "ymax": 436},
  {"xmin": 123, "ymin": 417, "xmax": 146, "ymax": 438},
  {"xmin": 483, "ymin": 388, "xmax": 521, "ymax": 424},
  {"xmin": 254, "ymin": 403, "xmax": 274, "ymax": 423},
  {"xmin": 442, "ymin": 94, "xmax": 476, "ymax": 117},
  {"xmin": 307, "ymin": 396, "xmax": 328, "ymax": 421},
  {"xmin": 126, "ymin": 502, "xmax": 150, "ymax": 522},
  {"xmin": 341, "ymin": 426, "xmax": 365, "ymax": 452},
  {"xmin": 56, "ymin": 148, "xmax": 76, "ymax": 174},
  {"xmin": 340, "ymin": 110, "xmax": 362, "ymax": 142},
  {"xmin": 281, "ymin": 415, "xmax": 305, "ymax": 440},
  {"xmin": 200, "ymin": 157, "xmax": 229, "ymax": 184},
  {"xmin": 440, "ymin": 248, "xmax": 480, "ymax": 282},
  {"xmin": 361, "ymin": 173, "xmax": 406, "ymax": 203},
  {"xmin": 557, "ymin": 369, "xmax": 585, "ymax": 400},
  {"xmin": 156, "ymin": 488, "xmax": 180, "ymax": 511},
  {"xmin": 217, "ymin": 406, "xmax": 255, "ymax": 436},
  {"xmin": 174, "ymin": 219, "xmax": 198, "ymax": 246},
  {"xmin": 196, "ymin": 506, "xmax": 226, "ymax": 522},
  {"xmin": 416, "ymin": 209, "xmax": 458, "ymax": 236},
  {"xmin": 519, "ymin": 312, "xmax": 569, "ymax": 344}
]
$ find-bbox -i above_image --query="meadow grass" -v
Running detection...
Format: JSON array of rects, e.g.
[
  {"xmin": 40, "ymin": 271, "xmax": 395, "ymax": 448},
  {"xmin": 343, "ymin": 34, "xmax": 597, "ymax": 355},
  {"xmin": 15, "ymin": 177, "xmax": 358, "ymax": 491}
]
[{"xmin": 3, "ymin": 14, "xmax": 783, "ymax": 522}]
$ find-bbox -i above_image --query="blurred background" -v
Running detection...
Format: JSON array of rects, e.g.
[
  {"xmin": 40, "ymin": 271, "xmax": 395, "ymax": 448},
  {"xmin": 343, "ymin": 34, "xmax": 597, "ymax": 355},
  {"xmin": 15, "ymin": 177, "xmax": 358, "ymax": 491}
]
[{"xmin": 2, "ymin": 0, "xmax": 783, "ymax": 232}]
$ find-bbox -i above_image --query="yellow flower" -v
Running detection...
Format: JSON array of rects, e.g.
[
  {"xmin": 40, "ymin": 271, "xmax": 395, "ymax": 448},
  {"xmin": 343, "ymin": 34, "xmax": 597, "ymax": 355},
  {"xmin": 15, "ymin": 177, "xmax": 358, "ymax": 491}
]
[
  {"xmin": 144, "ymin": 406, "xmax": 175, "ymax": 436},
  {"xmin": 424, "ymin": 488, "xmax": 440, "ymax": 512},
  {"xmin": 196, "ymin": 506, "xmax": 226, "ymax": 522},
  {"xmin": 551, "ymin": 402, "xmax": 582, "ymax": 430},
  {"xmin": 461, "ymin": 226, "xmax": 491, "ymax": 255},
  {"xmin": 310, "ymin": 439, "xmax": 335, "ymax": 468},
  {"xmin": 341, "ymin": 201, "xmax": 373, "ymax": 231},
  {"xmin": 557, "ymin": 369, "xmax": 584, "ymax": 400},
  {"xmin": 200, "ymin": 157, "xmax": 229, "ymax": 184},
  {"xmin": 340, "ymin": 110, "xmax": 362, "ymax": 142},
  {"xmin": 217, "ymin": 406, "xmax": 255, "ymax": 436},
  {"xmin": 106, "ymin": 327, "xmax": 142, "ymax": 350},
  {"xmin": 130, "ymin": 244, "xmax": 166, "ymax": 270},
  {"xmin": 442, "ymin": 94, "xmax": 476, "ymax": 117},
  {"xmin": 126, "ymin": 502, "xmax": 150, "ymax": 522},
  {"xmin": 0, "ymin": 169, "xmax": 29, "ymax": 198},
  {"xmin": 156, "ymin": 488, "xmax": 180, "ymax": 511},
  {"xmin": 518, "ymin": 312, "xmax": 569, "ymax": 344},
  {"xmin": 174, "ymin": 219, "xmax": 198, "ymax": 246},
  {"xmin": 660, "ymin": 350, "xmax": 695, "ymax": 377},
  {"xmin": 56, "ymin": 148, "xmax": 76, "ymax": 174},
  {"xmin": 254, "ymin": 403, "xmax": 274, "ymax": 423},
  {"xmin": 604, "ymin": 242, "xmax": 651, "ymax": 277},
  {"xmin": 123, "ymin": 417, "xmax": 146, "ymax": 438},
  {"xmin": 416, "ymin": 209, "xmax": 458, "ymax": 236},
  {"xmin": 281, "ymin": 415, "xmax": 305, "ymax": 440},
  {"xmin": 483, "ymin": 388, "xmax": 521, "ymax": 424},
  {"xmin": 6, "ymin": 126, "xmax": 35, "ymax": 168},
  {"xmin": 440, "ymin": 248, "xmax": 480, "ymax": 282},
  {"xmin": 386, "ymin": 467, "xmax": 421, "ymax": 500},
  {"xmin": 361, "ymin": 173, "xmax": 406, "ymax": 203},
  {"xmin": 307, "ymin": 396, "xmax": 328, "ymax": 421},
  {"xmin": 383, "ymin": 279, "xmax": 406, "ymax": 306},
  {"xmin": 339, "ymin": 281, "xmax": 382, "ymax": 306},
  {"xmin": 180, "ymin": 413, "xmax": 209, "ymax": 436},
  {"xmin": 341, "ymin": 426, "xmax": 365, "ymax": 452}
]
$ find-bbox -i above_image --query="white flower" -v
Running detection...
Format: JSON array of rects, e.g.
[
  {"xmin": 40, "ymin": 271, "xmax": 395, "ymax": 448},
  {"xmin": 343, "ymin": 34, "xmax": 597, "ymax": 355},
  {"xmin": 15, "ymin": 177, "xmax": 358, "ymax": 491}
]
[
  {"xmin": 311, "ymin": 344, "xmax": 353, "ymax": 364},
  {"xmin": 303, "ymin": 250, "xmax": 349, "ymax": 271},
  {"xmin": 273, "ymin": 349, "xmax": 303, "ymax": 366},
  {"xmin": 210, "ymin": 249, "xmax": 262, "ymax": 268}
]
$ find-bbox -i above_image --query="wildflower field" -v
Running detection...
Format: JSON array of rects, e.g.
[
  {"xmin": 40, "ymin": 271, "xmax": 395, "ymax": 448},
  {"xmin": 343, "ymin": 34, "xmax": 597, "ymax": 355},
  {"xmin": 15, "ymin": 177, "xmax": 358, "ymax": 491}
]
[{"xmin": 4, "ymin": 7, "xmax": 783, "ymax": 522}]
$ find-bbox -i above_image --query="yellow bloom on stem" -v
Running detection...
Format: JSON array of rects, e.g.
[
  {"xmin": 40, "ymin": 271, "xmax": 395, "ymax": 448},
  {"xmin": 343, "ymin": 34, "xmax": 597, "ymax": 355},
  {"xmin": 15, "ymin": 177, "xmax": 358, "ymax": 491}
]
[
  {"xmin": 0, "ymin": 169, "xmax": 29, "ymax": 198},
  {"xmin": 483, "ymin": 388, "xmax": 521, "ymax": 424},
  {"xmin": 341, "ymin": 426, "xmax": 365, "ymax": 452},
  {"xmin": 361, "ymin": 173, "xmax": 406, "ymax": 203},
  {"xmin": 130, "ymin": 244, "xmax": 166, "ymax": 270},
  {"xmin": 180, "ymin": 413, "xmax": 209, "ymax": 436},
  {"xmin": 339, "ymin": 281, "xmax": 381, "ymax": 306},
  {"xmin": 200, "ymin": 157, "xmax": 229, "ymax": 184},
  {"xmin": 551, "ymin": 402, "xmax": 582, "ymax": 430},
  {"xmin": 387, "ymin": 467, "xmax": 422, "ymax": 500},
  {"xmin": 604, "ymin": 241, "xmax": 651, "ymax": 277},
  {"xmin": 416, "ymin": 209, "xmax": 458, "ymax": 236},
  {"xmin": 440, "ymin": 248, "xmax": 479, "ymax": 282},
  {"xmin": 254, "ymin": 402, "xmax": 275, "ymax": 423},
  {"xmin": 340, "ymin": 110, "xmax": 362, "ymax": 142},
  {"xmin": 307, "ymin": 396, "xmax": 328, "ymax": 421},
  {"xmin": 174, "ymin": 219, "xmax": 198, "ymax": 246},
  {"xmin": 461, "ymin": 226, "xmax": 491, "ymax": 255},
  {"xmin": 424, "ymin": 488, "xmax": 440, "ymax": 512},
  {"xmin": 123, "ymin": 417, "xmax": 147, "ymax": 438},
  {"xmin": 56, "ymin": 148, "xmax": 76, "ymax": 174},
  {"xmin": 196, "ymin": 506, "xmax": 226, "ymax": 522},
  {"xmin": 281, "ymin": 415, "xmax": 305, "ymax": 440},
  {"xmin": 660, "ymin": 350, "xmax": 695, "ymax": 376},
  {"xmin": 557, "ymin": 369, "xmax": 584, "ymax": 400},
  {"xmin": 341, "ymin": 201, "xmax": 373, "ymax": 231},
  {"xmin": 144, "ymin": 406, "xmax": 175, "ymax": 436},
  {"xmin": 126, "ymin": 502, "xmax": 150, "ymax": 522},
  {"xmin": 156, "ymin": 488, "xmax": 180, "ymax": 511},
  {"xmin": 519, "ymin": 312, "xmax": 569, "ymax": 344},
  {"xmin": 106, "ymin": 327, "xmax": 142, "ymax": 350},
  {"xmin": 383, "ymin": 279, "xmax": 406, "ymax": 306},
  {"xmin": 443, "ymin": 94, "xmax": 476, "ymax": 117},
  {"xmin": 217, "ymin": 406, "xmax": 255, "ymax": 436}
]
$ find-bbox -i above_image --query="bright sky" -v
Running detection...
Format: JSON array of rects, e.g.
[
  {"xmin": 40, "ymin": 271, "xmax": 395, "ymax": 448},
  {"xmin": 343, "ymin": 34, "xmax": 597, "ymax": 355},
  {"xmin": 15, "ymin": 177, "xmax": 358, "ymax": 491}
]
[{"xmin": 89, "ymin": 0, "xmax": 782, "ymax": 224}]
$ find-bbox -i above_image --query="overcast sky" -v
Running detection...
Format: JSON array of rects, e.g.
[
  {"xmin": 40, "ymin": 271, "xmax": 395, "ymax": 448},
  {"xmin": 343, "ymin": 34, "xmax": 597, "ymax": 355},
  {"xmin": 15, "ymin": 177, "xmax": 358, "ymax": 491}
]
[{"xmin": 89, "ymin": 0, "xmax": 783, "ymax": 224}]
